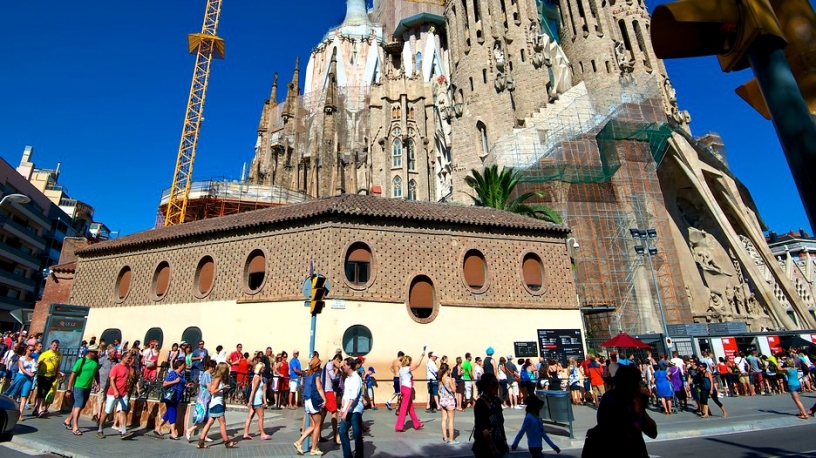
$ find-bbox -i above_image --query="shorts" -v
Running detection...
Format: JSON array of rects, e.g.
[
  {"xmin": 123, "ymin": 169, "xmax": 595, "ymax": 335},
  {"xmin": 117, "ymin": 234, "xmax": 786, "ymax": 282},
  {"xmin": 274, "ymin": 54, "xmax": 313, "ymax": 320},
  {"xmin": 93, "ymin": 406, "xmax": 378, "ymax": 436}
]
[
  {"xmin": 464, "ymin": 381, "xmax": 473, "ymax": 399},
  {"xmin": 570, "ymin": 385, "xmax": 581, "ymax": 391},
  {"xmin": 325, "ymin": 391, "xmax": 338, "ymax": 413},
  {"xmin": 209, "ymin": 403, "xmax": 225, "ymax": 418},
  {"xmin": 753, "ymin": 372, "xmax": 764, "ymax": 384},
  {"xmin": 104, "ymin": 394, "xmax": 130, "ymax": 414},
  {"xmin": 428, "ymin": 381, "xmax": 439, "ymax": 397},
  {"xmin": 72, "ymin": 387, "xmax": 91, "ymax": 409},
  {"xmin": 304, "ymin": 399, "xmax": 320, "ymax": 415},
  {"xmin": 393, "ymin": 377, "xmax": 400, "ymax": 395},
  {"xmin": 289, "ymin": 380, "xmax": 299, "ymax": 392},
  {"xmin": 539, "ymin": 379, "xmax": 550, "ymax": 388},
  {"xmin": 252, "ymin": 403, "xmax": 263, "ymax": 410},
  {"xmin": 508, "ymin": 381, "xmax": 520, "ymax": 396},
  {"xmin": 97, "ymin": 379, "xmax": 110, "ymax": 399},
  {"xmin": 591, "ymin": 384, "xmax": 606, "ymax": 396},
  {"xmin": 36, "ymin": 375, "xmax": 55, "ymax": 399},
  {"xmin": 739, "ymin": 374, "xmax": 750, "ymax": 385}
]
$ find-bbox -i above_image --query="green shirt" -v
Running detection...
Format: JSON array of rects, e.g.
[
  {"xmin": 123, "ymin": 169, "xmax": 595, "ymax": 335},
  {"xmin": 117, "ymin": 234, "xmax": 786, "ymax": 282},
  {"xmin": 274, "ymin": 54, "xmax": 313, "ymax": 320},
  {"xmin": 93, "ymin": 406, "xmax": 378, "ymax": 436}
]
[
  {"xmin": 71, "ymin": 357, "xmax": 100, "ymax": 390},
  {"xmin": 462, "ymin": 360, "xmax": 473, "ymax": 381}
]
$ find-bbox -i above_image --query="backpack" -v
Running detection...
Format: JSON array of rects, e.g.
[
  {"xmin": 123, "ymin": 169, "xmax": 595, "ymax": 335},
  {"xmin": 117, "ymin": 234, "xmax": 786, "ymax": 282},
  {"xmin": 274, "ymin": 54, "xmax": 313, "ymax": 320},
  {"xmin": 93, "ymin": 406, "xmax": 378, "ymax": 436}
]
[
  {"xmin": 767, "ymin": 360, "xmax": 778, "ymax": 372},
  {"xmin": 520, "ymin": 368, "xmax": 530, "ymax": 382}
]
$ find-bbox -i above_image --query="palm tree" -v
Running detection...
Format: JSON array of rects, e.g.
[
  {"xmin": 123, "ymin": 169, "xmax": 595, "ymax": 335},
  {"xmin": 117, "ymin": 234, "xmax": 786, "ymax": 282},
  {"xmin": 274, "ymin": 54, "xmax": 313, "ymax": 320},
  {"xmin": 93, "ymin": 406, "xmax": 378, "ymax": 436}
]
[{"xmin": 464, "ymin": 165, "xmax": 562, "ymax": 224}]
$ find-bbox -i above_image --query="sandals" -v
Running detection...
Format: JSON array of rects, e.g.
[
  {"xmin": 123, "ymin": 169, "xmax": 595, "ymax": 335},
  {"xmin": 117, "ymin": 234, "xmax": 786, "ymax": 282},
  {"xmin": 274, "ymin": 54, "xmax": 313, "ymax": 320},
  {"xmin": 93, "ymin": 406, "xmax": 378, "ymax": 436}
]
[
  {"xmin": 63, "ymin": 422, "xmax": 72, "ymax": 430},
  {"xmin": 797, "ymin": 414, "xmax": 810, "ymax": 420},
  {"xmin": 309, "ymin": 450, "xmax": 324, "ymax": 456},
  {"xmin": 242, "ymin": 435, "xmax": 253, "ymax": 440},
  {"xmin": 197, "ymin": 440, "xmax": 210, "ymax": 449},
  {"xmin": 260, "ymin": 435, "xmax": 271, "ymax": 440},
  {"xmin": 225, "ymin": 440, "xmax": 238, "ymax": 448},
  {"xmin": 294, "ymin": 441, "xmax": 304, "ymax": 455},
  {"xmin": 72, "ymin": 430, "xmax": 83, "ymax": 436}
]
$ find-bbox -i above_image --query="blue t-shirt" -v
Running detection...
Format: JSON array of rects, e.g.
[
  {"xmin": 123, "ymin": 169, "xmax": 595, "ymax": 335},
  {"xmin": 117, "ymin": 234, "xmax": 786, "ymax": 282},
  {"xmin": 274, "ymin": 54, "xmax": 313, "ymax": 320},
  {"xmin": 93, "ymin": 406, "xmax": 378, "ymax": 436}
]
[
  {"xmin": 365, "ymin": 374, "xmax": 374, "ymax": 389},
  {"xmin": 617, "ymin": 358, "xmax": 631, "ymax": 366},
  {"xmin": 289, "ymin": 357, "xmax": 302, "ymax": 382},
  {"xmin": 191, "ymin": 348, "xmax": 208, "ymax": 371}
]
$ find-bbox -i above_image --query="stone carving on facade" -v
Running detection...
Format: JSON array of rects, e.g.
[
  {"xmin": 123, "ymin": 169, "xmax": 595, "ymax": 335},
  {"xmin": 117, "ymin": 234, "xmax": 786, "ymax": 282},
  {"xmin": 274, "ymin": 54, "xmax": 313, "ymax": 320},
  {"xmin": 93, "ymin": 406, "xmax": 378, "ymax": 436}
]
[
  {"xmin": 613, "ymin": 40, "xmax": 634, "ymax": 73},
  {"xmin": 495, "ymin": 72, "xmax": 507, "ymax": 92},
  {"xmin": 493, "ymin": 41, "xmax": 506, "ymax": 71},
  {"xmin": 663, "ymin": 78, "xmax": 691, "ymax": 125}
]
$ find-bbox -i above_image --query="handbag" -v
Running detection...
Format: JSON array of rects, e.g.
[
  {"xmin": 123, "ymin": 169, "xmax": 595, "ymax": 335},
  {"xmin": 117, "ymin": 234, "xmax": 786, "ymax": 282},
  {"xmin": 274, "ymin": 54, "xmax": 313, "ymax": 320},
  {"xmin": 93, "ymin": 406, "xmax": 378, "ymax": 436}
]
[{"xmin": 161, "ymin": 385, "xmax": 176, "ymax": 403}]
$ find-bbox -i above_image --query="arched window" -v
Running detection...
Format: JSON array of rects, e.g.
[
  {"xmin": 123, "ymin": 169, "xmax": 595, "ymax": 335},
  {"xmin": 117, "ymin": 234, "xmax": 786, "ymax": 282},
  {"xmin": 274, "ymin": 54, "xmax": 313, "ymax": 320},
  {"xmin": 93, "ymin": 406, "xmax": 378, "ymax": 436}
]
[
  {"xmin": 143, "ymin": 327, "xmax": 164, "ymax": 349},
  {"xmin": 408, "ymin": 180, "xmax": 417, "ymax": 201},
  {"xmin": 392, "ymin": 139, "xmax": 402, "ymax": 168},
  {"xmin": 416, "ymin": 51, "xmax": 423, "ymax": 73},
  {"xmin": 522, "ymin": 253, "xmax": 545, "ymax": 292},
  {"xmin": 100, "ymin": 329, "xmax": 122, "ymax": 347},
  {"xmin": 408, "ymin": 275, "xmax": 437, "ymax": 323},
  {"xmin": 393, "ymin": 176, "xmax": 403, "ymax": 198},
  {"xmin": 115, "ymin": 266, "xmax": 132, "ymax": 302},
  {"xmin": 342, "ymin": 325, "xmax": 373, "ymax": 357},
  {"xmin": 477, "ymin": 121, "xmax": 489, "ymax": 157},
  {"xmin": 407, "ymin": 139, "xmax": 416, "ymax": 171},
  {"xmin": 244, "ymin": 249, "xmax": 266, "ymax": 293},
  {"xmin": 181, "ymin": 327, "xmax": 202, "ymax": 347},
  {"xmin": 463, "ymin": 249, "xmax": 487, "ymax": 289},
  {"xmin": 345, "ymin": 242, "xmax": 372, "ymax": 286},
  {"xmin": 151, "ymin": 261, "xmax": 171, "ymax": 300},
  {"xmin": 195, "ymin": 255, "xmax": 216, "ymax": 297}
]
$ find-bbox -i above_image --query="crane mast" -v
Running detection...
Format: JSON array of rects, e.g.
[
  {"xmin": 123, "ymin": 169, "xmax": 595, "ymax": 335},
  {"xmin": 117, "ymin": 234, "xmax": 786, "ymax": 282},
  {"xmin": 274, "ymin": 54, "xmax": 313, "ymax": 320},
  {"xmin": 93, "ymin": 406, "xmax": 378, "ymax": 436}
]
[{"xmin": 164, "ymin": 0, "xmax": 225, "ymax": 226}]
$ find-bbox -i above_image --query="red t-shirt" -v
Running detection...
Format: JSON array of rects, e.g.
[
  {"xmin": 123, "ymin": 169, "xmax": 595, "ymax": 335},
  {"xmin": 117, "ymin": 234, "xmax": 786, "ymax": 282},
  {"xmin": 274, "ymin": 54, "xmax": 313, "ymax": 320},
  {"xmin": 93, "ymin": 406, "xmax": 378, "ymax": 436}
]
[
  {"xmin": 717, "ymin": 362, "xmax": 728, "ymax": 375},
  {"xmin": 280, "ymin": 361, "xmax": 289, "ymax": 381},
  {"xmin": 228, "ymin": 351, "xmax": 242, "ymax": 371},
  {"xmin": 107, "ymin": 363, "xmax": 130, "ymax": 396}
]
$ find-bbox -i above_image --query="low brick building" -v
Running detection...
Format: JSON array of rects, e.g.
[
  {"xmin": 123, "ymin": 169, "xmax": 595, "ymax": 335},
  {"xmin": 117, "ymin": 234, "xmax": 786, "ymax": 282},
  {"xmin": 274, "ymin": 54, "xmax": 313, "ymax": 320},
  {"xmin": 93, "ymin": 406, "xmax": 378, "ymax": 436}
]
[{"xmin": 70, "ymin": 195, "xmax": 581, "ymax": 395}]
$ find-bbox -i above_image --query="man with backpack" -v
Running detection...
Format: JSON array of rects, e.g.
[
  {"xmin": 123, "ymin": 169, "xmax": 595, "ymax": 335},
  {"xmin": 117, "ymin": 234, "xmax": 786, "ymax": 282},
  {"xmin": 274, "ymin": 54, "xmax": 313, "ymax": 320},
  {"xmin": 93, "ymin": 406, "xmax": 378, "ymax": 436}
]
[{"xmin": 64, "ymin": 345, "xmax": 100, "ymax": 435}]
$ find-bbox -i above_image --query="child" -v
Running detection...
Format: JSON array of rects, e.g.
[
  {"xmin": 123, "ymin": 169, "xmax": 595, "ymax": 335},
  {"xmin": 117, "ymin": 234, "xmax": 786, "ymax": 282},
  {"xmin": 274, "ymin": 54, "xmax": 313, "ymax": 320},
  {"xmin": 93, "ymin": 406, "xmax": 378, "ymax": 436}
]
[
  {"xmin": 511, "ymin": 394, "xmax": 561, "ymax": 457},
  {"xmin": 365, "ymin": 367, "xmax": 378, "ymax": 410}
]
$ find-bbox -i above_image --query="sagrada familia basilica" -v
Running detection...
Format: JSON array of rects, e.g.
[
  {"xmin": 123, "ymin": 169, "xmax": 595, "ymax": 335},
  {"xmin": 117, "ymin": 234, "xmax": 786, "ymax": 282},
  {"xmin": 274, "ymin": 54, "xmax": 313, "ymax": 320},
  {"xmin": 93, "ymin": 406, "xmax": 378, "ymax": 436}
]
[{"xmin": 244, "ymin": 0, "xmax": 816, "ymax": 335}]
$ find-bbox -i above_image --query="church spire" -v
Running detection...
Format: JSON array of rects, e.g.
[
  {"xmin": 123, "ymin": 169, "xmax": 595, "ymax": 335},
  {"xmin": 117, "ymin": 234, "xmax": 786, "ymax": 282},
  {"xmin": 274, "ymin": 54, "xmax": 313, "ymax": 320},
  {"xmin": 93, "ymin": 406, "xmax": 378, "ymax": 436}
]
[
  {"xmin": 282, "ymin": 57, "xmax": 300, "ymax": 123},
  {"xmin": 270, "ymin": 72, "xmax": 278, "ymax": 104},
  {"xmin": 325, "ymin": 48, "xmax": 338, "ymax": 114},
  {"xmin": 342, "ymin": 0, "xmax": 370, "ymax": 27}
]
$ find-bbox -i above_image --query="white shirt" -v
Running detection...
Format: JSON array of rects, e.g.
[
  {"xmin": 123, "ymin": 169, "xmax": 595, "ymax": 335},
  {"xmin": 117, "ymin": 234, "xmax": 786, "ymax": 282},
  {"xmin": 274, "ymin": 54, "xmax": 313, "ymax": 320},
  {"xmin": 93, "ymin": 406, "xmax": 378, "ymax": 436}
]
[
  {"xmin": 474, "ymin": 364, "xmax": 484, "ymax": 381},
  {"xmin": 426, "ymin": 359, "xmax": 438, "ymax": 381},
  {"xmin": 399, "ymin": 366, "xmax": 412, "ymax": 388},
  {"xmin": 214, "ymin": 350, "xmax": 228, "ymax": 365},
  {"xmin": 342, "ymin": 371, "xmax": 364, "ymax": 414}
]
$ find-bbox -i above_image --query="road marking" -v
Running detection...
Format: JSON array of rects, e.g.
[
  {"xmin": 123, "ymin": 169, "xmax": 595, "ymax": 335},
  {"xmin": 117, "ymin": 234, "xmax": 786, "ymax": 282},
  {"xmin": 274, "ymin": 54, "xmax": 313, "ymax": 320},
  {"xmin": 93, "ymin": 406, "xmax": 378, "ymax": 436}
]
[{"xmin": 0, "ymin": 441, "xmax": 48, "ymax": 456}]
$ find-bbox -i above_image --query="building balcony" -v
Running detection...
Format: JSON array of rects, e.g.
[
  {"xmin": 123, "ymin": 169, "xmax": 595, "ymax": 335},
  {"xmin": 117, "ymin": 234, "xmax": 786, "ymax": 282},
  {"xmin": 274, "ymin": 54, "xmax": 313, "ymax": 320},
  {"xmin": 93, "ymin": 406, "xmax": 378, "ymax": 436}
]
[
  {"xmin": 0, "ymin": 295, "xmax": 33, "ymax": 312},
  {"xmin": 0, "ymin": 243, "xmax": 40, "ymax": 270},
  {"xmin": 0, "ymin": 217, "xmax": 46, "ymax": 251},
  {"xmin": 0, "ymin": 269, "xmax": 36, "ymax": 293},
  {"xmin": 9, "ymin": 200, "xmax": 52, "ymax": 230}
]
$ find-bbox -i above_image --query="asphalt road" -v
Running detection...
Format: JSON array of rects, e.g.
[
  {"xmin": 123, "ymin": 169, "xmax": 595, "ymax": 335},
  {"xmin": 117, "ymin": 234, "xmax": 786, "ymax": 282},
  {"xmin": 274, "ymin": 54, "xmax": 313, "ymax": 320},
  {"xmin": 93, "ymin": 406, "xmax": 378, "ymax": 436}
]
[
  {"xmin": 0, "ymin": 441, "xmax": 56, "ymax": 458},
  {"xmin": 645, "ymin": 422, "xmax": 816, "ymax": 457}
]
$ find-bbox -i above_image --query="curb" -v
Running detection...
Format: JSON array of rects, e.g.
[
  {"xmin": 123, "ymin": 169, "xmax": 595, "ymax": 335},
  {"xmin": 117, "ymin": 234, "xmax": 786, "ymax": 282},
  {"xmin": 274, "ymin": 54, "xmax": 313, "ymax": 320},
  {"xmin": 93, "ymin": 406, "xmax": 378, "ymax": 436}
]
[{"xmin": 12, "ymin": 434, "xmax": 93, "ymax": 458}]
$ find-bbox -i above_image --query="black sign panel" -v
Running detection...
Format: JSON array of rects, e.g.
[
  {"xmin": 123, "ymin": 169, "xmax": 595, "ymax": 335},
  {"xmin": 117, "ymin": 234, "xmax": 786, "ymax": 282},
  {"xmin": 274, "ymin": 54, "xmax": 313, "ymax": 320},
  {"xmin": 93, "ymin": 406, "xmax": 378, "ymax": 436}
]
[
  {"xmin": 513, "ymin": 341, "xmax": 539, "ymax": 358},
  {"xmin": 537, "ymin": 329, "xmax": 585, "ymax": 364}
]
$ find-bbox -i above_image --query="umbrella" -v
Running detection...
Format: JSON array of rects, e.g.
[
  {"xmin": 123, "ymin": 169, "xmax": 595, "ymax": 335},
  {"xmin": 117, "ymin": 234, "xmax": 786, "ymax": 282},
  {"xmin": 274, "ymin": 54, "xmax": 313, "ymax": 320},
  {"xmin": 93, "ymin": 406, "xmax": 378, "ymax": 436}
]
[
  {"xmin": 777, "ymin": 335, "xmax": 814, "ymax": 349},
  {"xmin": 600, "ymin": 332, "xmax": 652, "ymax": 349}
]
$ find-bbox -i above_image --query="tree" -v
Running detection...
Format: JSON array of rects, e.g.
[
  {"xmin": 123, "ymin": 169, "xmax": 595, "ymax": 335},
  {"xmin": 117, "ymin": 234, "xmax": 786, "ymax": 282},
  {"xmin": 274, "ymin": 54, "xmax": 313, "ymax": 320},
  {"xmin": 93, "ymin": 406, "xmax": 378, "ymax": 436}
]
[{"xmin": 464, "ymin": 165, "xmax": 562, "ymax": 224}]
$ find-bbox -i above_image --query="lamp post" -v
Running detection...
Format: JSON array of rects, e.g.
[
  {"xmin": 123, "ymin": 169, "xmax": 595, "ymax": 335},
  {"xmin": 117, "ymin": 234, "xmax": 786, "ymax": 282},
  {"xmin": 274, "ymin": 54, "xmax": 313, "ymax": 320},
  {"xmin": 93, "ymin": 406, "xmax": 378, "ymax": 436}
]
[
  {"xmin": 629, "ymin": 228, "xmax": 670, "ymax": 349},
  {"xmin": 0, "ymin": 193, "xmax": 31, "ymax": 207}
]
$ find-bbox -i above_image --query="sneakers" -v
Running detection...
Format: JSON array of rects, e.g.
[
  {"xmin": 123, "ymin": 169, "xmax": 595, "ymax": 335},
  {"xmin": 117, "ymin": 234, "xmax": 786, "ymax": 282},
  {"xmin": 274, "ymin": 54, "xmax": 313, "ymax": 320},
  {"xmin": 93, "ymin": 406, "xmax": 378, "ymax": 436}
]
[
  {"xmin": 448, "ymin": 440, "xmax": 460, "ymax": 445},
  {"xmin": 96, "ymin": 431, "xmax": 105, "ymax": 439},
  {"xmin": 385, "ymin": 401, "xmax": 392, "ymax": 410}
]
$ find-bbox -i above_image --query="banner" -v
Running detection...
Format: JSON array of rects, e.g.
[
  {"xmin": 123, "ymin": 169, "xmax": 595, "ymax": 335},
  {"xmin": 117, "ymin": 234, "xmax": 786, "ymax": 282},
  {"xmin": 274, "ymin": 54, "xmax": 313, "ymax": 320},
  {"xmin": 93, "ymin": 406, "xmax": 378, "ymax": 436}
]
[
  {"xmin": 721, "ymin": 337, "xmax": 738, "ymax": 363},
  {"xmin": 767, "ymin": 335, "xmax": 781, "ymax": 353}
]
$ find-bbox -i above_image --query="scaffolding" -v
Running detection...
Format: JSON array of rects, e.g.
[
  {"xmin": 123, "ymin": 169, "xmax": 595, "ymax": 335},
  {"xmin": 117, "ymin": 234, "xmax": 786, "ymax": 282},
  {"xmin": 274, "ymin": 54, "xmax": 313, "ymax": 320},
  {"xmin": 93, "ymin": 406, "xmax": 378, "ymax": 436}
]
[
  {"xmin": 155, "ymin": 178, "xmax": 311, "ymax": 228},
  {"xmin": 487, "ymin": 74, "xmax": 685, "ymax": 338}
]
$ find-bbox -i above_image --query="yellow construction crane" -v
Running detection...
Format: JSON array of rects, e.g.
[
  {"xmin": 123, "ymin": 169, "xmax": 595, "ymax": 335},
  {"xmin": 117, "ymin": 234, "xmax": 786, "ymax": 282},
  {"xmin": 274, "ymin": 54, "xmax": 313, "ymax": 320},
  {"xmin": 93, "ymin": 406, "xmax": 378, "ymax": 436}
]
[{"xmin": 164, "ymin": 0, "xmax": 225, "ymax": 226}]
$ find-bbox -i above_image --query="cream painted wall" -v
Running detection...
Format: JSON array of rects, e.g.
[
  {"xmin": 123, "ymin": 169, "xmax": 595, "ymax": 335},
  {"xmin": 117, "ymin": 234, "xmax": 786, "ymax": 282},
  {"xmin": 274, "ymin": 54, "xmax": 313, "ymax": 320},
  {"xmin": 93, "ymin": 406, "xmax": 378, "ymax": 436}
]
[{"xmin": 85, "ymin": 299, "xmax": 583, "ymax": 403}]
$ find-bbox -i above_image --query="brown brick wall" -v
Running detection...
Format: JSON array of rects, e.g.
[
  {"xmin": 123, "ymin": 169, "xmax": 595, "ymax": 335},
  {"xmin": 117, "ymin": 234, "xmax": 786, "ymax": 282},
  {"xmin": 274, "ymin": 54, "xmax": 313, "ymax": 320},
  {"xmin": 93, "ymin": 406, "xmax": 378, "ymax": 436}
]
[
  {"xmin": 70, "ymin": 220, "xmax": 575, "ymax": 311},
  {"xmin": 31, "ymin": 270, "xmax": 75, "ymax": 334}
]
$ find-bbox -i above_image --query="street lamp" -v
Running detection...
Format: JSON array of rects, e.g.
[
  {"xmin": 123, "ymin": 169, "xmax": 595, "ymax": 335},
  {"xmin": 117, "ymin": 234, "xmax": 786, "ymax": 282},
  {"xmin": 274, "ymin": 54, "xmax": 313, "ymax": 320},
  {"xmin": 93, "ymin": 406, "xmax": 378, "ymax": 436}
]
[
  {"xmin": 0, "ymin": 193, "xmax": 31, "ymax": 207},
  {"xmin": 630, "ymin": 228, "xmax": 671, "ymax": 349}
]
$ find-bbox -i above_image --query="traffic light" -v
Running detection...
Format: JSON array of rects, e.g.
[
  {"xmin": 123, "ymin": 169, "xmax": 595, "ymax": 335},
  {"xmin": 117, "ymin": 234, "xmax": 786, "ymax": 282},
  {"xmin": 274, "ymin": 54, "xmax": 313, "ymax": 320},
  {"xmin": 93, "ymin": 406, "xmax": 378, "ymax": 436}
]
[
  {"xmin": 651, "ymin": 0, "xmax": 786, "ymax": 72},
  {"xmin": 737, "ymin": 0, "xmax": 816, "ymax": 118},
  {"xmin": 310, "ymin": 275, "xmax": 327, "ymax": 315}
]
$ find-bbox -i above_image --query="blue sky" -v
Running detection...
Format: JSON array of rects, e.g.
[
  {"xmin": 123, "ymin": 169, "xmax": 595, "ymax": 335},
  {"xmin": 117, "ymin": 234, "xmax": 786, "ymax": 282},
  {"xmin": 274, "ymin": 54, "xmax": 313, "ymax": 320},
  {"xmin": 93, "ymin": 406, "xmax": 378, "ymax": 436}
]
[{"xmin": 0, "ymin": 1, "xmax": 811, "ymax": 236}]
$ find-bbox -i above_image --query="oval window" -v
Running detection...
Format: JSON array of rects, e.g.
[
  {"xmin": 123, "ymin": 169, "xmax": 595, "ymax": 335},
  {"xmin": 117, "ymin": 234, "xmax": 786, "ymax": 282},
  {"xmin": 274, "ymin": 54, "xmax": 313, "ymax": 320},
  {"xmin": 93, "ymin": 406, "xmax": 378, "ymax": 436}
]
[
  {"xmin": 408, "ymin": 275, "xmax": 437, "ymax": 323},
  {"xmin": 143, "ymin": 327, "xmax": 164, "ymax": 349},
  {"xmin": 152, "ymin": 261, "xmax": 171, "ymax": 299},
  {"xmin": 181, "ymin": 327, "xmax": 202, "ymax": 347},
  {"xmin": 244, "ymin": 249, "xmax": 266, "ymax": 292},
  {"xmin": 522, "ymin": 253, "xmax": 545, "ymax": 292},
  {"xmin": 463, "ymin": 249, "xmax": 487, "ymax": 290},
  {"xmin": 345, "ymin": 242, "xmax": 372, "ymax": 286},
  {"xmin": 195, "ymin": 255, "xmax": 216, "ymax": 297},
  {"xmin": 115, "ymin": 266, "xmax": 132, "ymax": 301},
  {"xmin": 100, "ymin": 328, "xmax": 122, "ymax": 347}
]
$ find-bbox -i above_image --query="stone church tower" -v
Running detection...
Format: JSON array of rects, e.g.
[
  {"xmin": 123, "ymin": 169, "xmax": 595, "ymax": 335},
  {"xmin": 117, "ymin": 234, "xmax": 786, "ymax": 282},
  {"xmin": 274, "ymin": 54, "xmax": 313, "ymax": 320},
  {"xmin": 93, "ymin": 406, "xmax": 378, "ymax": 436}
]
[{"xmin": 244, "ymin": 0, "xmax": 816, "ymax": 334}]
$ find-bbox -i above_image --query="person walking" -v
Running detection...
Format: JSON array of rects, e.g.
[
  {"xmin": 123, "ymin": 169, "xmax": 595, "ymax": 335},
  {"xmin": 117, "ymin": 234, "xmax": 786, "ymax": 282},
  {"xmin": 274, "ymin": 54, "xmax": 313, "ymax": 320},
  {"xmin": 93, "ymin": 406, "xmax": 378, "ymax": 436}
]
[
  {"xmin": 32, "ymin": 339, "xmax": 63, "ymax": 418},
  {"xmin": 154, "ymin": 359, "xmax": 188, "ymax": 439},
  {"xmin": 511, "ymin": 394, "xmax": 561, "ymax": 457},
  {"xmin": 395, "ymin": 352, "xmax": 425, "ymax": 432},
  {"xmin": 782, "ymin": 359, "xmax": 810, "ymax": 419},
  {"xmin": 96, "ymin": 352, "xmax": 135, "ymax": 440},
  {"xmin": 197, "ymin": 362, "xmax": 237, "ymax": 448},
  {"xmin": 5, "ymin": 344, "xmax": 35, "ymax": 420},
  {"xmin": 437, "ymin": 362, "xmax": 458, "ymax": 444},
  {"xmin": 186, "ymin": 360, "xmax": 216, "ymax": 442},
  {"xmin": 472, "ymin": 373, "xmax": 509, "ymax": 458},
  {"xmin": 63, "ymin": 345, "xmax": 100, "ymax": 435},
  {"xmin": 339, "ymin": 357, "xmax": 365, "ymax": 458},
  {"xmin": 243, "ymin": 355, "xmax": 271, "ymax": 440},
  {"xmin": 293, "ymin": 356, "xmax": 325, "ymax": 456},
  {"xmin": 700, "ymin": 363, "xmax": 726, "ymax": 418}
]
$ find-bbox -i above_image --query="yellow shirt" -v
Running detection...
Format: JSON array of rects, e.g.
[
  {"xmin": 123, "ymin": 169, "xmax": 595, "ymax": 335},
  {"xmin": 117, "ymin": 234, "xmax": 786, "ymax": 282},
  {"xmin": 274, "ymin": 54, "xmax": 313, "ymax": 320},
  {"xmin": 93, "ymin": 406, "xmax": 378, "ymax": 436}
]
[{"xmin": 37, "ymin": 349, "xmax": 62, "ymax": 377}]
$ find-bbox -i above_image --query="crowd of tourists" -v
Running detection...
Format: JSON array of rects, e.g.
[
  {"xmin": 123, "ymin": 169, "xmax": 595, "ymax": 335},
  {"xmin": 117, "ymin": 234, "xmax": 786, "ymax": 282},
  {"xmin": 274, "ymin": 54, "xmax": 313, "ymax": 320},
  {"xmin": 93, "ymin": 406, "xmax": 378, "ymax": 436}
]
[{"xmin": 1, "ymin": 328, "xmax": 816, "ymax": 458}]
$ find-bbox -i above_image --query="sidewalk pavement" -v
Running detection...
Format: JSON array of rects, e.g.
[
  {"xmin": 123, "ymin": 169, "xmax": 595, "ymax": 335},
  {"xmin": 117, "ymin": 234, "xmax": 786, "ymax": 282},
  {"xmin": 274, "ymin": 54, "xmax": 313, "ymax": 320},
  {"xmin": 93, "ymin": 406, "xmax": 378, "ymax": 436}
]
[{"xmin": 10, "ymin": 392, "xmax": 816, "ymax": 458}]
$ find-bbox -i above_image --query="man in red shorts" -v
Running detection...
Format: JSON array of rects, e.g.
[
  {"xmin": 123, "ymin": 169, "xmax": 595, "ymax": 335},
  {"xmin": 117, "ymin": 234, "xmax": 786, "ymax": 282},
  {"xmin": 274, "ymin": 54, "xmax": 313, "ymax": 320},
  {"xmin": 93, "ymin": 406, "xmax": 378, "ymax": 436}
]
[{"xmin": 320, "ymin": 354, "xmax": 343, "ymax": 443}]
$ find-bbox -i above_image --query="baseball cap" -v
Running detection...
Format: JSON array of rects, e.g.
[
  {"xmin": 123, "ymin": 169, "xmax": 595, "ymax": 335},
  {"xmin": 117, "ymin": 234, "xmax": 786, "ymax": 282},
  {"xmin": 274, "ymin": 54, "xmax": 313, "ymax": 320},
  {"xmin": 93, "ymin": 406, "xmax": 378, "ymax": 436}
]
[
  {"xmin": 506, "ymin": 354, "xmax": 514, "ymax": 360},
  {"xmin": 368, "ymin": 366, "xmax": 375, "ymax": 373}
]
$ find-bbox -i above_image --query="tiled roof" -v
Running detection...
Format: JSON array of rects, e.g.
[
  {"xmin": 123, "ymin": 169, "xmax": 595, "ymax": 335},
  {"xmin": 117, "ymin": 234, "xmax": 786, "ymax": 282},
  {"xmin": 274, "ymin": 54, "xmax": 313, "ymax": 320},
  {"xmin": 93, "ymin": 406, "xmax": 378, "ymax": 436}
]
[
  {"xmin": 79, "ymin": 194, "xmax": 569, "ymax": 256},
  {"xmin": 51, "ymin": 261, "xmax": 77, "ymax": 273}
]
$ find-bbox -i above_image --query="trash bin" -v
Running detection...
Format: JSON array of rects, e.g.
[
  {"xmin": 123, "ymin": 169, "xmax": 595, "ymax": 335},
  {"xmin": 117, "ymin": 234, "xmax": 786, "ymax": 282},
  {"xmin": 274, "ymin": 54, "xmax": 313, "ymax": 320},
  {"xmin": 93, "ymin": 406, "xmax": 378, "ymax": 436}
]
[{"xmin": 536, "ymin": 389, "xmax": 575, "ymax": 438}]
